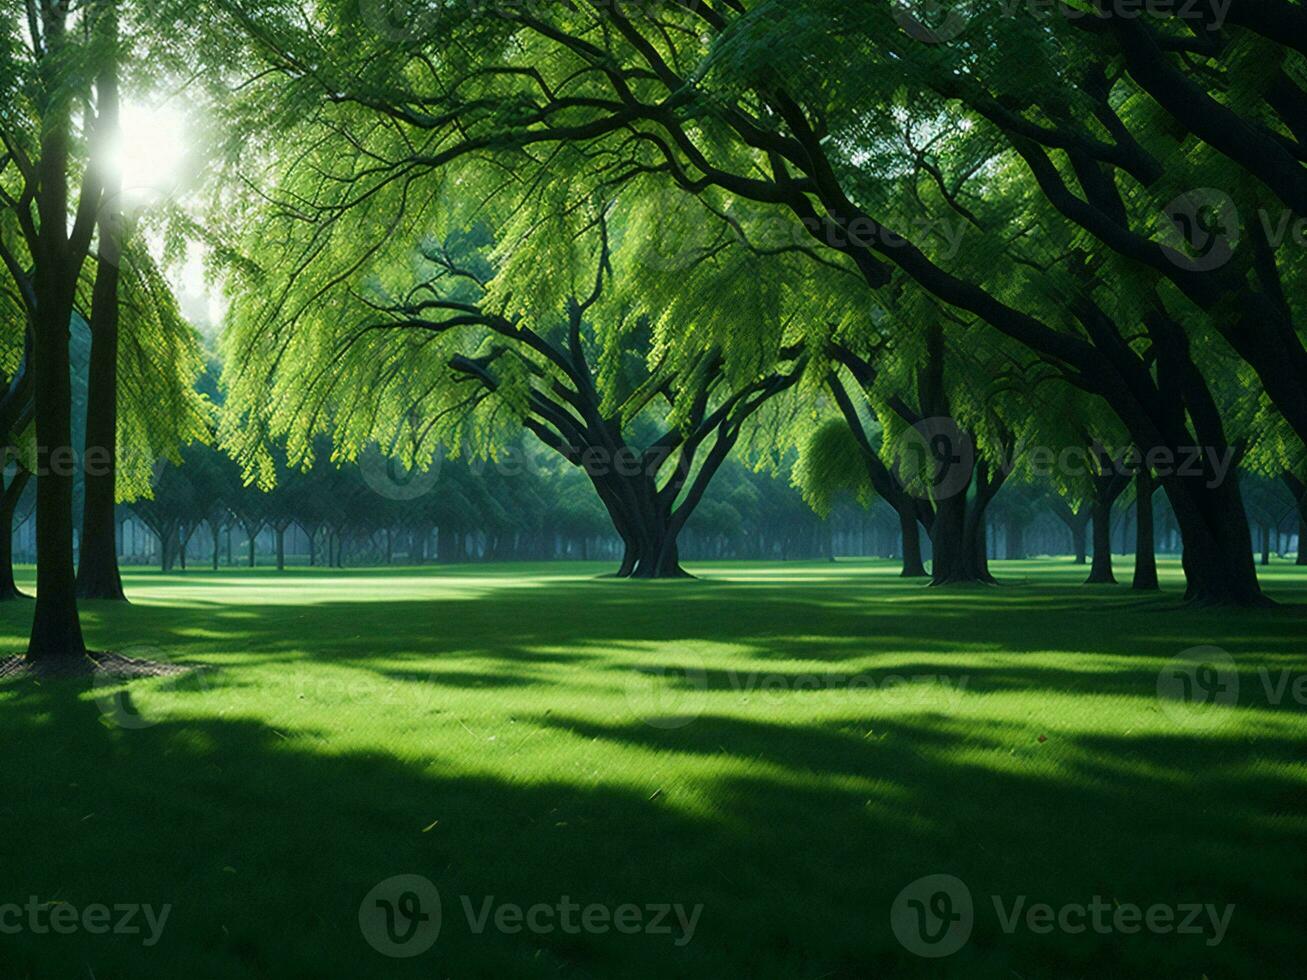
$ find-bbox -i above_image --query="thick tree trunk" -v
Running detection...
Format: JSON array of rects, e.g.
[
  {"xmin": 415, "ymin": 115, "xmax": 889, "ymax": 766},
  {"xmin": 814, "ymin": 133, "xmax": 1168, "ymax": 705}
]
[
  {"xmin": 1132, "ymin": 468, "xmax": 1159, "ymax": 591},
  {"xmin": 930, "ymin": 493, "xmax": 966, "ymax": 583},
  {"xmin": 629, "ymin": 530, "xmax": 686, "ymax": 578},
  {"xmin": 275, "ymin": 526, "xmax": 286, "ymax": 571},
  {"xmin": 211, "ymin": 524, "xmax": 221, "ymax": 571},
  {"xmin": 1158, "ymin": 473, "xmax": 1266, "ymax": 605},
  {"xmin": 622, "ymin": 521, "xmax": 685, "ymax": 578},
  {"xmin": 595, "ymin": 476, "xmax": 688, "ymax": 579},
  {"xmin": 247, "ymin": 533, "xmax": 256, "ymax": 568},
  {"xmin": 1299, "ymin": 515, "xmax": 1307, "ymax": 566},
  {"xmin": 616, "ymin": 535, "xmax": 638, "ymax": 577},
  {"xmin": 930, "ymin": 491, "xmax": 997, "ymax": 585},
  {"xmin": 27, "ymin": 0, "xmax": 93, "ymax": 663},
  {"xmin": 929, "ymin": 454, "xmax": 1003, "ymax": 586},
  {"xmin": 1131, "ymin": 317, "xmax": 1265, "ymax": 605},
  {"xmin": 29, "ymin": 288, "xmax": 87, "ymax": 660}
]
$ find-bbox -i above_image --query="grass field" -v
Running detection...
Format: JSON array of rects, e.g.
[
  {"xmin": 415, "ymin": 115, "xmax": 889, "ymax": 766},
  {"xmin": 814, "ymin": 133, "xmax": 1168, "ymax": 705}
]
[{"xmin": 2, "ymin": 558, "xmax": 1305, "ymax": 978}]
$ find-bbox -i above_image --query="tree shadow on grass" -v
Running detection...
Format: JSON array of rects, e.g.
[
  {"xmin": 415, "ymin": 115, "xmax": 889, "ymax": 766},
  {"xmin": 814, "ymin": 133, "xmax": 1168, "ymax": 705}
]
[
  {"xmin": 611, "ymin": 657, "xmax": 1307, "ymax": 712},
  {"xmin": 1, "ymin": 678, "xmax": 1304, "ymax": 979},
  {"xmin": 42, "ymin": 571, "xmax": 1307, "ymax": 682},
  {"xmin": 1, "ymin": 567, "xmax": 1304, "ymax": 976}
]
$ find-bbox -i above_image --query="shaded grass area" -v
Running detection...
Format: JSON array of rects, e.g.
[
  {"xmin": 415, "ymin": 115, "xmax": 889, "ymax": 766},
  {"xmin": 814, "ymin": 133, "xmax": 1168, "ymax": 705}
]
[{"xmin": 2, "ymin": 558, "xmax": 1305, "ymax": 978}]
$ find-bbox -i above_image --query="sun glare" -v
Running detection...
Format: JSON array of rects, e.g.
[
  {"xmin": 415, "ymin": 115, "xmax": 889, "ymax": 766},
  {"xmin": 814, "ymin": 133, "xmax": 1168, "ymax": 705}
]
[{"xmin": 108, "ymin": 102, "xmax": 191, "ymax": 196}]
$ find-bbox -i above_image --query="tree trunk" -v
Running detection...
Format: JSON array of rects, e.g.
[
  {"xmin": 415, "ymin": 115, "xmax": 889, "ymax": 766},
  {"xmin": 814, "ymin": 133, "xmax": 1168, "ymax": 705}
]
[
  {"xmin": 1004, "ymin": 511, "xmax": 1026, "ymax": 560},
  {"xmin": 27, "ymin": 0, "xmax": 93, "ymax": 663},
  {"xmin": 75, "ymin": 34, "xmax": 125, "ymax": 603},
  {"xmin": 898, "ymin": 506, "xmax": 927, "ymax": 577},
  {"xmin": 1298, "ymin": 514, "xmax": 1307, "ymax": 566},
  {"xmin": 28, "ymin": 270, "xmax": 86, "ymax": 660},
  {"xmin": 1157, "ymin": 472, "xmax": 1265, "ymax": 605},
  {"xmin": 1071, "ymin": 518, "xmax": 1087, "ymax": 564},
  {"xmin": 930, "ymin": 493, "xmax": 996, "ymax": 585},
  {"xmin": 211, "ymin": 524, "xmax": 221, "ymax": 571},
  {"xmin": 1132, "ymin": 468, "xmax": 1159, "ymax": 591},
  {"xmin": 616, "ymin": 535, "xmax": 638, "ymax": 577},
  {"xmin": 622, "ymin": 522, "xmax": 685, "ymax": 578},
  {"xmin": 594, "ymin": 474, "xmax": 688, "ymax": 579},
  {"xmin": 1127, "ymin": 318, "xmax": 1266, "ymax": 605},
  {"xmin": 628, "ymin": 531, "xmax": 685, "ymax": 578},
  {"xmin": 247, "ymin": 532, "xmax": 256, "ymax": 568},
  {"xmin": 929, "ymin": 458, "xmax": 1003, "ymax": 586},
  {"xmin": 0, "ymin": 469, "xmax": 31, "ymax": 601},
  {"xmin": 1084, "ymin": 454, "xmax": 1131, "ymax": 586},
  {"xmin": 1086, "ymin": 498, "xmax": 1117, "ymax": 584},
  {"xmin": 275, "ymin": 526, "xmax": 286, "ymax": 571},
  {"xmin": 158, "ymin": 524, "xmax": 177, "ymax": 573}
]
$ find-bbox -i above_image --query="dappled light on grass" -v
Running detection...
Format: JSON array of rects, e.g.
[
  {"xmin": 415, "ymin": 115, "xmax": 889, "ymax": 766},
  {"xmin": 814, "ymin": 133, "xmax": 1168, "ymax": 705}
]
[{"xmin": 2, "ymin": 559, "xmax": 1306, "ymax": 976}]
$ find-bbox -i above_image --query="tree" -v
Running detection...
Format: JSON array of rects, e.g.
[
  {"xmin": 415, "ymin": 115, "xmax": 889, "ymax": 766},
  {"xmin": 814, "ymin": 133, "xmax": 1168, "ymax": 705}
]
[
  {"xmin": 1132, "ymin": 465, "xmax": 1161, "ymax": 591},
  {"xmin": 228, "ymin": 478, "xmax": 267, "ymax": 569},
  {"xmin": 1049, "ymin": 495, "xmax": 1092, "ymax": 566},
  {"xmin": 219, "ymin": 180, "xmax": 808, "ymax": 577},
  {"xmin": 1, "ymin": 0, "xmax": 207, "ymax": 662},
  {"xmin": 1082, "ymin": 445, "xmax": 1132, "ymax": 586},
  {"xmin": 189, "ymin": 0, "xmax": 1298, "ymax": 600},
  {"xmin": 0, "ymin": 0, "xmax": 115, "ymax": 660},
  {"xmin": 75, "ymin": 5, "xmax": 211, "ymax": 600},
  {"xmin": 74, "ymin": 0, "xmax": 125, "ymax": 600},
  {"xmin": 130, "ymin": 458, "xmax": 195, "ymax": 571},
  {"xmin": 825, "ymin": 314, "xmax": 1027, "ymax": 586}
]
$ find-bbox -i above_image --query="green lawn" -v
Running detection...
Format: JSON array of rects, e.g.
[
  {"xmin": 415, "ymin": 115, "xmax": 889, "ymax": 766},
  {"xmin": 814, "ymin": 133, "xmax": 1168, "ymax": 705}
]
[{"xmin": 2, "ymin": 559, "xmax": 1305, "ymax": 978}]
